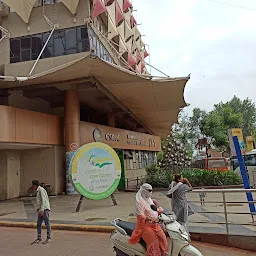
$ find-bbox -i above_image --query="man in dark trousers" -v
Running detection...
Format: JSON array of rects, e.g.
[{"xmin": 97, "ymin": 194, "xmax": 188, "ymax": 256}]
[{"xmin": 31, "ymin": 180, "xmax": 51, "ymax": 244}]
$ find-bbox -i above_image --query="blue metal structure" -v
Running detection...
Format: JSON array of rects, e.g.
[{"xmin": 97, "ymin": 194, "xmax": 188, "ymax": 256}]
[{"xmin": 233, "ymin": 136, "xmax": 255, "ymax": 213}]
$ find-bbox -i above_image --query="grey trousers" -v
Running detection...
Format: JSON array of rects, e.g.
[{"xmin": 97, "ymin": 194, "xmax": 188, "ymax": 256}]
[{"xmin": 37, "ymin": 210, "xmax": 51, "ymax": 240}]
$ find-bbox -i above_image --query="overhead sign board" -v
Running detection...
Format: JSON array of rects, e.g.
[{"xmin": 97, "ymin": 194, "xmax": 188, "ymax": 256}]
[
  {"xmin": 228, "ymin": 128, "xmax": 246, "ymax": 156},
  {"xmin": 70, "ymin": 142, "xmax": 121, "ymax": 200}
]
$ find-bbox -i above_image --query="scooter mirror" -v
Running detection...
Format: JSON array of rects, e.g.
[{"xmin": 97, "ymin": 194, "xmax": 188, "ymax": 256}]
[{"xmin": 150, "ymin": 204, "xmax": 158, "ymax": 211}]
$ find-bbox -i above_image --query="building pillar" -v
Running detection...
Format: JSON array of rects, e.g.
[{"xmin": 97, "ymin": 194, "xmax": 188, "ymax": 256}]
[{"xmin": 65, "ymin": 90, "xmax": 80, "ymax": 194}]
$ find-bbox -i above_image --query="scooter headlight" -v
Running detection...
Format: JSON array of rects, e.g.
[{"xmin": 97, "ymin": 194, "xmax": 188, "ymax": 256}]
[{"xmin": 169, "ymin": 215, "xmax": 176, "ymax": 222}]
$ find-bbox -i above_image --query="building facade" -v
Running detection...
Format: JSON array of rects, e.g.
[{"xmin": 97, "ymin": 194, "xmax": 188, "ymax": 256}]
[{"xmin": 0, "ymin": 0, "xmax": 189, "ymax": 200}]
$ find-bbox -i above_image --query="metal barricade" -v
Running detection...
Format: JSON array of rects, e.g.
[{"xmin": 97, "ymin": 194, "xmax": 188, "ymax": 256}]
[
  {"xmin": 126, "ymin": 176, "xmax": 146, "ymax": 190},
  {"xmin": 188, "ymin": 188, "xmax": 256, "ymax": 235}
]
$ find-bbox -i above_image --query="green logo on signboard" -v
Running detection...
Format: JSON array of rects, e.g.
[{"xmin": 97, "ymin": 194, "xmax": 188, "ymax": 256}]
[{"xmin": 70, "ymin": 142, "xmax": 121, "ymax": 200}]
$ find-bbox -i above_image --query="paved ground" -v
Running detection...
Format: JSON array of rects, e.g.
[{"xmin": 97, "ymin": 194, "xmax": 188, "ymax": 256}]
[
  {"xmin": 1, "ymin": 227, "xmax": 255, "ymax": 256},
  {"xmin": 0, "ymin": 191, "xmax": 255, "ymax": 236}
]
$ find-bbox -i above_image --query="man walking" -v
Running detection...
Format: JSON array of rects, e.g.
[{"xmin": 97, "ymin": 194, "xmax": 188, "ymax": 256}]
[{"xmin": 31, "ymin": 180, "xmax": 52, "ymax": 244}]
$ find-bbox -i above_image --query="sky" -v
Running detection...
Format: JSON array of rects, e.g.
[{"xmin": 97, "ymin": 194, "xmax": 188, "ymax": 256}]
[{"xmin": 132, "ymin": 0, "xmax": 256, "ymax": 115}]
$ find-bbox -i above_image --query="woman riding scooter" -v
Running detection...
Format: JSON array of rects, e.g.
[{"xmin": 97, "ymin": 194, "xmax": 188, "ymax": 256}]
[{"xmin": 128, "ymin": 183, "xmax": 168, "ymax": 256}]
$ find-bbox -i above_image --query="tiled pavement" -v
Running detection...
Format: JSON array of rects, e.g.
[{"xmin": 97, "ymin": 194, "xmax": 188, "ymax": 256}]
[{"xmin": 0, "ymin": 191, "xmax": 255, "ymax": 236}]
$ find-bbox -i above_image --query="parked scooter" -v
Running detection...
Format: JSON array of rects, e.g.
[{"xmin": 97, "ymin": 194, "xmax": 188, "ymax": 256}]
[{"xmin": 110, "ymin": 205, "xmax": 203, "ymax": 256}]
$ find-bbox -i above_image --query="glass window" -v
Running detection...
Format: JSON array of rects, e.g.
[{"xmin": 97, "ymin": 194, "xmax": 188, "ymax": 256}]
[
  {"xmin": 41, "ymin": 0, "xmax": 56, "ymax": 5},
  {"xmin": 20, "ymin": 36, "xmax": 31, "ymax": 61},
  {"xmin": 10, "ymin": 39, "xmax": 21, "ymax": 63},
  {"xmin": 77, "ymin": 27, "xmax": 89, "ymax": 53},
  {"xmin": 21, "ymin": 37, "xmax": 31, "ymax": 50},
  {"xmin": 54, "ymin": 31, "xmax": 65, "ymax": 56},
  {"xmin": 32, "ymin": 34, "xmax": 43, "ymax": 60},
  {"xmin": 43, "ymin": 32, "xmax": 54, "ymax": 58},
  {"xmin": 65, "ymin": 28, "xmax": 77, "ymax": 54},
  {"xmin": 245, "ymin": 154, "xmax": 256, "ymax": 166},
  {"xmin": 78, "ymin": 40, "xmax": 90, "ymax": 52},
  {"xmin": 9, "ymin": 26, "xmax": 90, "ymax": 63},
  {"xmin": 65, "ymin": 28, "xmax": 76, "ymax": 49},
  {"xmin": 77, "ymin": 27, "xmax": 88, "ymax": 41},
  {"xmin": 21, "ymin": 49, "xmax": 31, "ymax": 61}
]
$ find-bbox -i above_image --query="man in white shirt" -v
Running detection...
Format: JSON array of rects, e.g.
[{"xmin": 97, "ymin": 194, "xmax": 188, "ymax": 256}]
[{"xmin": 31, "ymin": 180, "xmax": 52, "ymax": 244}]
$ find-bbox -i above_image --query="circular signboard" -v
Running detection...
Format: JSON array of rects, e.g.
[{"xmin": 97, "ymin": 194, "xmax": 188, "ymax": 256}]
[{"xmin": 70, "ymin": 142, "xmax": 121, "ymax": 200}]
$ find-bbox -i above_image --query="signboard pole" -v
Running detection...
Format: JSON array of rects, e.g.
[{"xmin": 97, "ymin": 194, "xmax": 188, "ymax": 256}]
[
  {"xmin": 75, "ymin": 195, "xmax": 84, "ymax": 212},
  {"xmin": 75, "ymin": 193, "xmax": 117, "ymax": 212},
  {"xmin": 233, "ymin": 136, "xmax": 255, "ymax": 214},
  {"xmin": 110, "ymin": 194, "xmax": 117, "ymax": 205},
  {"xmin": 118, "ymin": 150, "xmax": 126, "ymax": 191}
]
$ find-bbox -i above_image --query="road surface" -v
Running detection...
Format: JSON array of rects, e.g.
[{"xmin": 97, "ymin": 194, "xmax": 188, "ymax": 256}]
[{"xmin": 0, "ymin": 227, "xmax": 255, "ymax": 256}]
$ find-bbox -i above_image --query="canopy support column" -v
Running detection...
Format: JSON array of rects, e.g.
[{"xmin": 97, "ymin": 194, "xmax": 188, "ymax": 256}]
[
  {"xmin": 65, "ymin": 90, "xmax": 80, "ymax": 195},
  {"xmin": 107, "ymin": 113, "xmax": 126, "ymax": 192}
]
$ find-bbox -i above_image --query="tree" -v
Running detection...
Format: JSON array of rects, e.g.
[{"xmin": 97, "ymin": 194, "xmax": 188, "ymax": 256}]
[
  {"xmin": 227, "ymin": 96, "xmax": 256, "ymax": 137},
  {"xmin": 158, "ymin": 111, "xmax": 194, "ymax": 171},
  {"xmin": 188, "ymin": 108, "xmax": 207, "ymax": 140},
  {"xmin": 201, "ymin": 104, "xmax": 243, "ymax": 150},
  {"xmin": 170, "ymin": 109, "xmax": 207, "ymax": 156},
  {"xmin": 166, "ymin": 96, "xmax": 256, "ymax": 155},
  {"xmin": 172, "ymin": 111, "xmax": 195, "ymax": 157}
]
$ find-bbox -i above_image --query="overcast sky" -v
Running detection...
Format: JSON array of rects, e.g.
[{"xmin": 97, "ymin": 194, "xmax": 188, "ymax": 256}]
[{"xmin": 132, "ymin": 0, "xmax": 256, "ymax": 114}]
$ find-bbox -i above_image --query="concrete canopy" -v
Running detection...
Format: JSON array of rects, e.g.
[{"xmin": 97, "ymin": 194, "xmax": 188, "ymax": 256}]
[
  {"xmin": 60, "ymin": 0, "xmax": 80, "ymax": 15},
  {"xmin": 1, "ymin": 0, "xmax": 38, "ymax": 23},
  {"xmin": 1, "ymin": 0, "xmax": 81, "ymax": 23},
  {"xmin": 0, "ymin": 56, "xmax": 189, "ymax": 137}
]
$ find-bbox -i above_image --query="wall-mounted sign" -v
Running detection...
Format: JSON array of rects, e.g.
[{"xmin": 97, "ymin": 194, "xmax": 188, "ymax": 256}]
[
  {"xmin": 70, "ymin": 142, "xmax": 79, "ymax": 151},
  {"xmin": 105, "ymin": 133, "xmax": 120, "ymax": 142},
  {"xmin": 81, "ymin": 122, "xmax": 161, "ymax": 152},
  {"xmin": 70, "ymin": 142, "xmax": 121, "ymax": 200},
  {"xmin": 246, "ymin": 136, "xmax": 255, "ymax": 152},
  {"xmin": 93, "ymin": 128, "xmax": 103, "ymax": 142}
]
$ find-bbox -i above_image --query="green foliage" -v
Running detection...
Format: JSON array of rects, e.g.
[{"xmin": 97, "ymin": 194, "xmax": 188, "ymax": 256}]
[
  {"xmin": 167, "ymin": 96, "xmax": 256, "ymax": 154},
  {"xmin": 157, "ymin": 151, "xmax": 163, "ymax": 162},
  {"xmin": 201, "ymin": 104, "xmax": 243, "ymax": 150},
  {"xmin": 227, "ymin": 96, "xmax": 256, "ymax": 137},
  {"xmin": 180, "ymin": 169, "xmax": 241, "ymax": 187},
  {"xmin": 189, "ymin": 108, "xmax": 207, "ymax": 139},
  {"xmin": 172, "ymin": 110, "xmax": 203, "ymax": 157},
  {"xmin": 145, "ymin": 164, "xmax": 172, "ymax": 188},
  {"xmin": 145, "ymin": 164, "xmax": 160, "ymax": 174},
  {"xmin": 145, "ymin": 165, "xmax": 241, "ymax": 188}
]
